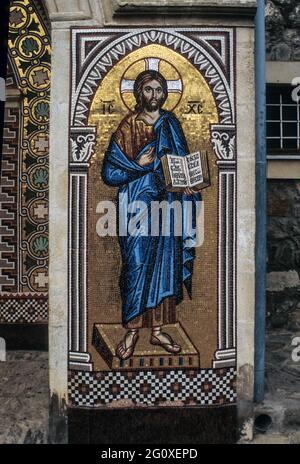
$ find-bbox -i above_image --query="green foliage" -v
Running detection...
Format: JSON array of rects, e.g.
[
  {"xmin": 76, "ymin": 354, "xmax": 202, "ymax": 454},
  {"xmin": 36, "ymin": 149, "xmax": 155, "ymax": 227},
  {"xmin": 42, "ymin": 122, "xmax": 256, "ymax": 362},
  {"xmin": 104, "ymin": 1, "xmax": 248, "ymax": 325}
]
[
  {"xmin": 21, "ymin": 37, "xmax": 39, "ymax": 56},
  {"xmin": 32, "ymin": 235, "xmax": 48, "ymax": 256},
  {"xmin": 34, "ymin": 101, "xmax": 49, "ymax": 121},
  {"xmin": 32, "ymin": 168, "xmax": 48, "ymax": 188}
]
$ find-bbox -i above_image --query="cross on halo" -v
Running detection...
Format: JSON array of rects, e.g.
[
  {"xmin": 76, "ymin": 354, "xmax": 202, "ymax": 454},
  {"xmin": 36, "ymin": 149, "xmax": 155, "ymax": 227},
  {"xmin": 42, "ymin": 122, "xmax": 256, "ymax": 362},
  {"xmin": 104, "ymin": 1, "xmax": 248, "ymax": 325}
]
[{"xmin": 120, "ymin": 58, "xmax": 183, "ymax": 96}]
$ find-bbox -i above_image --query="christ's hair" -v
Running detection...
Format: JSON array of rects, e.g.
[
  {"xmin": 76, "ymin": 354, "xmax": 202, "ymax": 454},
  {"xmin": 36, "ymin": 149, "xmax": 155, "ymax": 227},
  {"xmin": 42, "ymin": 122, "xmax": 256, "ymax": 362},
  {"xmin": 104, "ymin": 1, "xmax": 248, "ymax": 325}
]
[{"xmin": 133, "ymin": 70, "xmax": 168, "ymax": 112}]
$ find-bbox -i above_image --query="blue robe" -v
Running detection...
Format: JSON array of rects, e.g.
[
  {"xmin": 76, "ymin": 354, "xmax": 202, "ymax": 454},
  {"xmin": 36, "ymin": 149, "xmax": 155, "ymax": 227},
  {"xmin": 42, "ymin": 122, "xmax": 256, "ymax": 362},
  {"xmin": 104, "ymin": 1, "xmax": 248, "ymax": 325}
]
[{"xmin": 102, "ymin": 110, "xmax": 200, "ymax": 325}]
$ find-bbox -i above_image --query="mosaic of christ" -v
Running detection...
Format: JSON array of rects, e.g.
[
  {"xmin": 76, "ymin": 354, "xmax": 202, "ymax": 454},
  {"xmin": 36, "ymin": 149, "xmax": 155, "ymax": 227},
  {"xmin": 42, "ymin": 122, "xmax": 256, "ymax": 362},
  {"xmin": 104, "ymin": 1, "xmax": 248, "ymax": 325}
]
[{"xmin": 101, "ymin": 68, "xmax": 201, "ymax": 361}]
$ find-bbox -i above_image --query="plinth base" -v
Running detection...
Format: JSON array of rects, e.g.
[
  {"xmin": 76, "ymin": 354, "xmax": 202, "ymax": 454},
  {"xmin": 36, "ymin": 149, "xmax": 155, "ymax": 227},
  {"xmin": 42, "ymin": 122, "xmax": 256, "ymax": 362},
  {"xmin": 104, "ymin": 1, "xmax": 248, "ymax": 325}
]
[{"xmin": 92, "ymin": 322, "xmax": 200, "ymax": 370}]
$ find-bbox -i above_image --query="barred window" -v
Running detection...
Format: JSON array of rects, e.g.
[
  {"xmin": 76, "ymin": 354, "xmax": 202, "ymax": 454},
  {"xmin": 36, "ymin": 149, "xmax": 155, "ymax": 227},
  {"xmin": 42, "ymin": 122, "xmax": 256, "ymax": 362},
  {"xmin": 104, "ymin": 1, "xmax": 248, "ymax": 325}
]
[{"xmin": 267, "ymin": 84, "xmax": 300, "ymax": 159}]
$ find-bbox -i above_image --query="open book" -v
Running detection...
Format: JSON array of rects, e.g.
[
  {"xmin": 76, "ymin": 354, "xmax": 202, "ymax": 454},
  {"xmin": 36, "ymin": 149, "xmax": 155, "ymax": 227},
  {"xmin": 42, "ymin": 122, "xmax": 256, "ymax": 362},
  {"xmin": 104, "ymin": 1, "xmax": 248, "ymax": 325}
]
[{"xmin": 161, "ymin": 151, "xmax": 210, "ymax": 192}]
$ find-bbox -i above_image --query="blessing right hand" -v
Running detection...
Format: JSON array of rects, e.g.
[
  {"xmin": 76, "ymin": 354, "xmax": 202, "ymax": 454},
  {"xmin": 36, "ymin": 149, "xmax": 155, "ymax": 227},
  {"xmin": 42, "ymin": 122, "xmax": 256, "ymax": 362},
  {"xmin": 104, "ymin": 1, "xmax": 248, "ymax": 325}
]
[{"xmin": 137, "ymin": 147, "xmax": 155, "ymax": 167}]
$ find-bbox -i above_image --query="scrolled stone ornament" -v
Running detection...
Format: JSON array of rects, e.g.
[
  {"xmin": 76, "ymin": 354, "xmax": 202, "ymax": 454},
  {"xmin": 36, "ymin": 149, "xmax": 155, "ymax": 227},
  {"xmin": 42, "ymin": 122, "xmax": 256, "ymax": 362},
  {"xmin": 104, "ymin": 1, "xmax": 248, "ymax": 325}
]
[
  {"xmin": 211, "ymin": 130, "xmax": 236, "ymax": 160},
  {"xmin": 71, "ymin": 132, "xmax": 96, "ymax": 163}
]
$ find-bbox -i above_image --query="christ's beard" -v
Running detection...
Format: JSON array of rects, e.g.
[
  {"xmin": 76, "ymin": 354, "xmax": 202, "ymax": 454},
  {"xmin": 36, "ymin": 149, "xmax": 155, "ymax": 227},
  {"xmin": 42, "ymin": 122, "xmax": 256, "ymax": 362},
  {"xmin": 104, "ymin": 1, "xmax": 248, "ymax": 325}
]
[{"xmin": 143, "ymin": 97, "xmax": 164, "ymax": 112}]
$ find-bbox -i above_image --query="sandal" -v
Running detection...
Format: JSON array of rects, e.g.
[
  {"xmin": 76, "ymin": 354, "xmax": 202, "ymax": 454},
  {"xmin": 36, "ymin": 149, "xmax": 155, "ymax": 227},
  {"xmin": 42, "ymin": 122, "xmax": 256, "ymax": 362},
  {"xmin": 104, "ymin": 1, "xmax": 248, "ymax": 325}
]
[
  {"xmin": 116, "ymin": 331, "xmax": 139, "ymax": 360},
  {"xmin": 150, "ymin": 332, "xmax": 181, "ymax": 354}
]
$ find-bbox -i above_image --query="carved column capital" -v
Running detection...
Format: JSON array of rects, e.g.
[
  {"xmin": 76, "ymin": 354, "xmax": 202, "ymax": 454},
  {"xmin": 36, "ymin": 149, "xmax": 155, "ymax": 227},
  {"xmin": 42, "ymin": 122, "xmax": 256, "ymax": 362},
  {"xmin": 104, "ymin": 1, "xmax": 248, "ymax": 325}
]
[
  {"xmin": 70, "ymin": 126, "xmax": 96, "ymax": 167},
  {"xmin": 210, "ymin": 124, "xmax": 236, "ymax": 164}
]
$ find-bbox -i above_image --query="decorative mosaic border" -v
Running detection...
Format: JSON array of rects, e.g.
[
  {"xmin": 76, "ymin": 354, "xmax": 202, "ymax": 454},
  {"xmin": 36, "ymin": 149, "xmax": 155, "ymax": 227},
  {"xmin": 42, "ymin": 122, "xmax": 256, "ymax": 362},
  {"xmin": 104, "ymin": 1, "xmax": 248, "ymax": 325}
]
[
  {"xmin": 6, "ymin": 0, "xmax": 50, "ymax": 295},
  {"xmin": 0, "ymin": 295, "xmax": 47, "ymax": 323},
  {"xmin": 0, "ymin": 106, "xmax": 19, "ymax": 292},
  {"xmin": 69, "ymin": 367, "xmax": 236, "ymax": 408},
  {"xmin": 0, "ymin": 0, "xmax": 50, "ymax": 324},
  {"xmin": 71, "ymin": 28, "xmax": 235, "ymax": 126}
]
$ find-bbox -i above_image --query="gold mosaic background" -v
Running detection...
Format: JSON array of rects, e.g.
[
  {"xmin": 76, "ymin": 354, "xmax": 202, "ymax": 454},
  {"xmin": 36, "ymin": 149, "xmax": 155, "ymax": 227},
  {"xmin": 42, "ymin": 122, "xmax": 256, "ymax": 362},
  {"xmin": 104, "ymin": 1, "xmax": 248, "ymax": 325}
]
[
  {"xmin": 87, "ymin": 44, "xmax": 219, "ymax": 370},
  {"xmin": 8, "ymin": 0, "xmax": 50, "ymax": 295}
]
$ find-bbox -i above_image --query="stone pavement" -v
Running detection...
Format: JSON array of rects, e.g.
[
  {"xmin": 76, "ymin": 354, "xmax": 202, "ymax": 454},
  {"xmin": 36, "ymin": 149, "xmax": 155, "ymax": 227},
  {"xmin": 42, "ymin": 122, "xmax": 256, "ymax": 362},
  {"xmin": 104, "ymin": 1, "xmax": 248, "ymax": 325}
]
[{"xmin": 0, "ymin": 351, "xmax": 49, "ymax": 444}]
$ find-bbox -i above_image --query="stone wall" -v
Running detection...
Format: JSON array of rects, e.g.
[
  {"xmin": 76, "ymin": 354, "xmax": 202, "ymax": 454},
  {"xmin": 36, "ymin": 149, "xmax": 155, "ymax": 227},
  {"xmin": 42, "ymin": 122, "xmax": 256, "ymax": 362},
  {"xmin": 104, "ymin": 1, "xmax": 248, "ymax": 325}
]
[
  {"xmin": 266, "ymin": 0, "xmax": 300, "ymax": 60},
  {"xmin": 267, "ymin": 180, "xmax": 300, "ymax": 331},
  {"xmin": 267, "ymin": 179, "xmax": 300, "ymax": 409},
  {"xmin": 265, "ymin": 0, "xmax": 300, "ymax": 405},
  {"xmin": 266, "ymin": 181, "xmax": 300, "ymax": 427}
]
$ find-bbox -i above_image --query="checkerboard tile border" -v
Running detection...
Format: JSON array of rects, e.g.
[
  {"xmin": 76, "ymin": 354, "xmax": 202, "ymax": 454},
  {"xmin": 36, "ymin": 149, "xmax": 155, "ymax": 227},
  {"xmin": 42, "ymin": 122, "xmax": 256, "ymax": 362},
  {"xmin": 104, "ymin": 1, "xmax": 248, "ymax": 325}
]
[
  {"xmin": 69, "ymin": 367, "xmax": 236, "ymax": 407},
  {"xmin": 0, "ymin": 298, "xmax": 48, "ymax": 323}
]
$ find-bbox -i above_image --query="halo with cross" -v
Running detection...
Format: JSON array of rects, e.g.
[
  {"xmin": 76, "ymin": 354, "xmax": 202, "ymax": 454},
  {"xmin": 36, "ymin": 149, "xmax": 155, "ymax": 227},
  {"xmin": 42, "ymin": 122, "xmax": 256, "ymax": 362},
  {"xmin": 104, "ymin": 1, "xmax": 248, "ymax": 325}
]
[{"xmin": 120, "ymin": 57, "xmax": 183, "ymax": 112}]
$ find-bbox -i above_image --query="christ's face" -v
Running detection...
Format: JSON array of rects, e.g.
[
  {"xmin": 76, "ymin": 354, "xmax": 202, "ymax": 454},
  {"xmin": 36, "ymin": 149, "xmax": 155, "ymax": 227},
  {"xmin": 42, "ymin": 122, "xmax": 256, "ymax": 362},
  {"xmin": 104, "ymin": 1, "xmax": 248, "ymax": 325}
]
[{"xmin": 141, "ymin": 79, "xmax": 165, "ymax": 111}]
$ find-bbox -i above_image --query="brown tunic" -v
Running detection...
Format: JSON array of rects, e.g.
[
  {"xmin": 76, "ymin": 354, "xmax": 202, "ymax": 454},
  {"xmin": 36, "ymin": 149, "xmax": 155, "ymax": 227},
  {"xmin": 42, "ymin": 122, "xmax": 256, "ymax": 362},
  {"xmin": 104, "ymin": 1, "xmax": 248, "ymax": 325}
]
[{"xmin": 114, "ymin": 113, "xmax": 155, "ymax": 160}]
